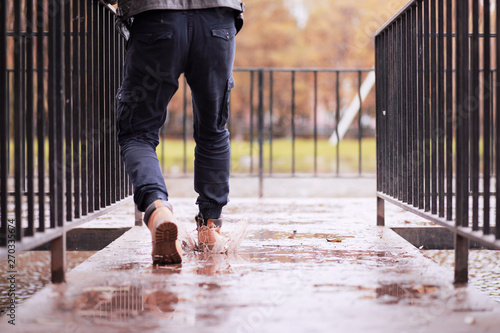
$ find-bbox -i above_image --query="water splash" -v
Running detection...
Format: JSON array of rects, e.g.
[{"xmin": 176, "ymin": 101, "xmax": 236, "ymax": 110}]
[{"xmin": 177, "ymin": 218, "xmax": 249, "ymax": 254}]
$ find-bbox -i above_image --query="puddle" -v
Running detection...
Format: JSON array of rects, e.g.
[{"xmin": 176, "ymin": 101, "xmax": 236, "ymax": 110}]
[{"xmin": 0, "ymin": 251, "xmax": 95, "ymax": 316}]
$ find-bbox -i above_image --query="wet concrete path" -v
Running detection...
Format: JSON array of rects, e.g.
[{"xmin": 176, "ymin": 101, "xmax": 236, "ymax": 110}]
[{"xmin": 3, "ymin": 197, "xmax": 500, "ymax": 332}]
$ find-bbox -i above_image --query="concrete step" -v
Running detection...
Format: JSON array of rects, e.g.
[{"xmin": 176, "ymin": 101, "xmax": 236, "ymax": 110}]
[{"xmin": 2, "ymin": 198, "xmax": 499, "ymax": 333}]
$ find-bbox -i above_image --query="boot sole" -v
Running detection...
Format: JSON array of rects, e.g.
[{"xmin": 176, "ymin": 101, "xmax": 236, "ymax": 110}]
[{"xmin": 153, "ymin": 221, "xmax": 182, "ymax": 265}]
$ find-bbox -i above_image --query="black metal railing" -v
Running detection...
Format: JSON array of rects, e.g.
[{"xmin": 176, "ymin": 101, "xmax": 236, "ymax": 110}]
[
  {"xmin": 158, "ymin": 68, "xmax": 377, "ymax": 196},
  {"xmin": 0, "ymin": 0, "xmax": 131, "ymax": 283},
  {"xmin": 375, "ymin": 0, "xmax": 500, "ymax": 284}
]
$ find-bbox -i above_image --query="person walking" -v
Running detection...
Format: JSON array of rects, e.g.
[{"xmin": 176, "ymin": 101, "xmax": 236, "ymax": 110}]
[{"xmin": 107, "ymin": 0, "xmax": 244, "ymax": 265}]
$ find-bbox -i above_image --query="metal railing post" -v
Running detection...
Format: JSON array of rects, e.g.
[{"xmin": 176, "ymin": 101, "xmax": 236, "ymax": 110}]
[
  {"xmin": 0, "ymin": 0, "xmax": 6, "ymax": 247},
  {"xmin": 454, "ymin": 0, "xmax": 470, "ymax": 285},
  {"xmin": 258, "ymin": 70, "xmax": 264, "ymax": 197},
  {"xmin": 51, "ymin": 235, "xmax": 66, "ymax": 283},
  {"xmin": 135, "ymin": 206, "xmax": 143, "ymax": 227}
]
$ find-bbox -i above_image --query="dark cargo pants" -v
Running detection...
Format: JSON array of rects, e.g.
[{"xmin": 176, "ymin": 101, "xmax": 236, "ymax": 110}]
[{"xmin": 117, "ymin": 8, "xmax": 236, "ymax": 219}]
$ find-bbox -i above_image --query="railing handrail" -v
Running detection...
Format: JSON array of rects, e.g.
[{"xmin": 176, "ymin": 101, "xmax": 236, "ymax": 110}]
[{"xmin": 375, "ymin": 0, "xmax": 417, "ymax": 36}]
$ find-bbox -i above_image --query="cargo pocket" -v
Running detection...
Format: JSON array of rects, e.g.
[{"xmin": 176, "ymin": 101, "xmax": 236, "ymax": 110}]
[
  {"xmin": 211, "ymin": 27, "xmax": 237, "ymax": 41},
  {"xmin": 116, "ymin": 88, "xmax": 137, "ymax": 142},
  {"xmin": 219, "ymin": 77, "xmax": 235, "ymax": 129}
]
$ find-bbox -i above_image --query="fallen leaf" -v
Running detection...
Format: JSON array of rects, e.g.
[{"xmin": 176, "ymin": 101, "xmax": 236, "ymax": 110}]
[{"xmin": 326, "ymin": 238, "xmax": 343, "ymax": 243}]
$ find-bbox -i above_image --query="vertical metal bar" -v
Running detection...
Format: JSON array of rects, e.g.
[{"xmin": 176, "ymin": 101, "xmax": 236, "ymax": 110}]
[
  {"xmin": 56, "ymin": 0, "xmax": 65, "ymax": 228},
  {"xmin": 375, "ymin": 34, "xmax": 381, "ymax": 194},
  {"xmin": 406, "ymin": 7, "xmax": 412, "ymax": 205},
  {"xmin": 291, "ymin": 70, "xmax": 296, "ymax": 176},
  {"xmin": 405, "ymin": 11, "xmax": 412, "ymax": 204},
  {"xmin": 107, "ymin": 10, "xmax": 113, "ymax": 205},
  {"xmin": 118, "ymin": 36, "xmax": 124, "ymax": 200},
  {"xmin": 314, "ymin": 71, "xmax": 318, "ymax": 176},
  {"xmin": 81, "ymin": 0, "xmax": 88, "ymax": 215},
  {"xmin": 51, "ymin": 235, "xmax": 66, "ymax": 283},
  {"xmin": 431, "ymin": 0, "xmax": 438, "ymax": 214},
  {"xmin": 496, "ymin": 0, "xmax": 500, "ymax": 240},
  {"xmin": 438, "ymin": 0, "xmax": 445, "ymax": 218},
  {"xmin": 26, "ymin": 0, "xmax": 35, "ymax": 236},
  {"xmin": 400, "ymin": 16, "xmax": 407, "ymax": 202},
  {"xmin": 456, "ymin": 0, "xmax": 470, "ymax": 229},
  {"xmin": 384, "ymin": 27, "xmax": 394, "ymax": 195},
  {"xmin": 100, "ymin": 6, "xmax": 106, "ymax": 208},
  {"xmin": 114, "ymin": 24, "xmax": 121, "ymax": 202},
  {"xmin": 6, "ymin": 71, "xmax": 10, "ymax": 179},
  {"xmin": 0, "ymin": 0, "xmax": 7, "ymax": 245},
  {"xmin": 377, "ymin": 34, "xmax": 382, "ymax": 193},
  {"xmin": 358, "ymin": 71, "xmax": 363, "ymax": 176},
  {"xmin": 375, "ymin": 26, "xmax": 383, "ymax": 191},
  {"xmin": 455, "ymin": 234, "xmax": 469, "ymax": 284},
  {"xmin": 446, "ymin": 0, "xmax": 453, "ymax": 220},
  {"xmin": 385, "ymin": 29, "xmax": 390, "ymax": 195},
  {"xmin": 73, "ymin": 0, "xmax": 81, "ymax": 217},
  {"xmin": 483, "ymin": 0, "xmax": 491, "ymax": 235},
  {"xmin": 49, "ymin": 0, "xmax": 56, "ymax": 228},
  {"xmin": 14, "ymin": 0, "xmax": 23, "ymax": 239},
  {"xmin": 93, "ymin": 2, "xmax": 100, "ymax": 210},
  {"xmin": 110, "ymin": 10, "xmax": 117, "ymax": 204},
  {"xmin": 36, "ymin": 0, "xmax": 45, "ymax": 230},
  {"xmin": 455, "ymin": 0, "xmax": 470, "ymax": 284},
  {"xmin": 406, "ymin": 10, "xmax": 412, "ymax": 204},
  {"xmin": 183, "ymin": 78, "xmax": 188, "ymax": 174},
  {"xmin": 392, "ymin": 25, "xmax": 397, "ymax": 198},
  {"xmin": 335, "ymin": 71, "xmax": 340, "ymax": 175},
  {"xmin": 424, "ymin": 0, "xmax": 431, "ymax": 212},
  {"xmin": 470, "ymin": 0, "xmax": 480, "ymax": 231},
  {"xmin": 135, "ymin": 206, "xmax": 142, "ymax": 226},
  {"xmin": 418, "ymin": 1, "xmax": 424, "ymax": 209},
  {"xmin": 65, "ymin": 0, "xmax": 73, "ymax": 221},
  {"xmin": 87, "ymin": 0, "xmax": 94, "ymax": 213},
  {"xmin": 21, "ymin": 33, "xmax": 26, "ymax": 194},
  {"xmin": 258, "ymin": 70, "xmax": 264, "ymax": 197},
  {"xmin": 397, "ymin": 18, "xmax": 403, "ymax": 201},
  {"xmin": 411, "ymin": 4, "xmax": 418, "ymax": 207},
  {"xmin": 118, "ymin": 36, "xmax": 125, "ymax": 199},
  {"xmin": 269, "ymin": 71, "xmax": 274, "ymax": 175},
  {"xmin": 249, "ymin": 71, "xmax": 254, "ymax": 174},
  {"xmin": 377, "ymin": 197, "xmax": 385, "ymax": 226},
  {"xmin": 385, "ymin": 29, "xmax": 391, "ymax": 194}
]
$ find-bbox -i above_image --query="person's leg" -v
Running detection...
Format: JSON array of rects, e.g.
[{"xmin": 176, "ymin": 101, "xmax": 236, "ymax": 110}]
[
  {"xmin": 185, "ymin": 8, "xmax": 237, "ymax": 222},
  {"xmin": 117, "ymin": 10, "xmax": 190, "ymax": 264},
  {"xmin": 117, "ymin": 10, "xmax": 187, "ymax": 212}
]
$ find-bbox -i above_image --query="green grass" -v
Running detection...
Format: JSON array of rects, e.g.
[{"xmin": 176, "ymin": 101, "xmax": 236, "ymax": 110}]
[
  {"xmin": 157, "ymin": 138, "xmax": 377, "ymax": 175},
  {"xmin": 6, "ymin": 138, "xmax": 377, "ymax": 175}
]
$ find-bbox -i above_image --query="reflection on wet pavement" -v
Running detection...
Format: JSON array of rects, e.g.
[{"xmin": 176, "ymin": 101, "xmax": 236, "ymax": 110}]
[
  {"xmin": 75, "ymin": 286, "xmax": 179, "ymax": 322},
  {"xmin": 0, "ymin": 251, "xmax": 95, "ymax": 316}
]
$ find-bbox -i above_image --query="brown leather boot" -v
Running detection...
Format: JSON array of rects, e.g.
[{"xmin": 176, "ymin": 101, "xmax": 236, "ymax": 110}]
[
  {"xmin": 195, "ymin": 213, "xmax": 222, "ymax": 251},
  {"xmin": 144, "ymin": 200, "xmax": 182, "ymax": 265}
]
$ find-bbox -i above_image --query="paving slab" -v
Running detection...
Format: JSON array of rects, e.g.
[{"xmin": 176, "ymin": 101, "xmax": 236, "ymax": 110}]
[{"xmin": 2, "ymin": 198, "xmax": 499, "ymax": 333}]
